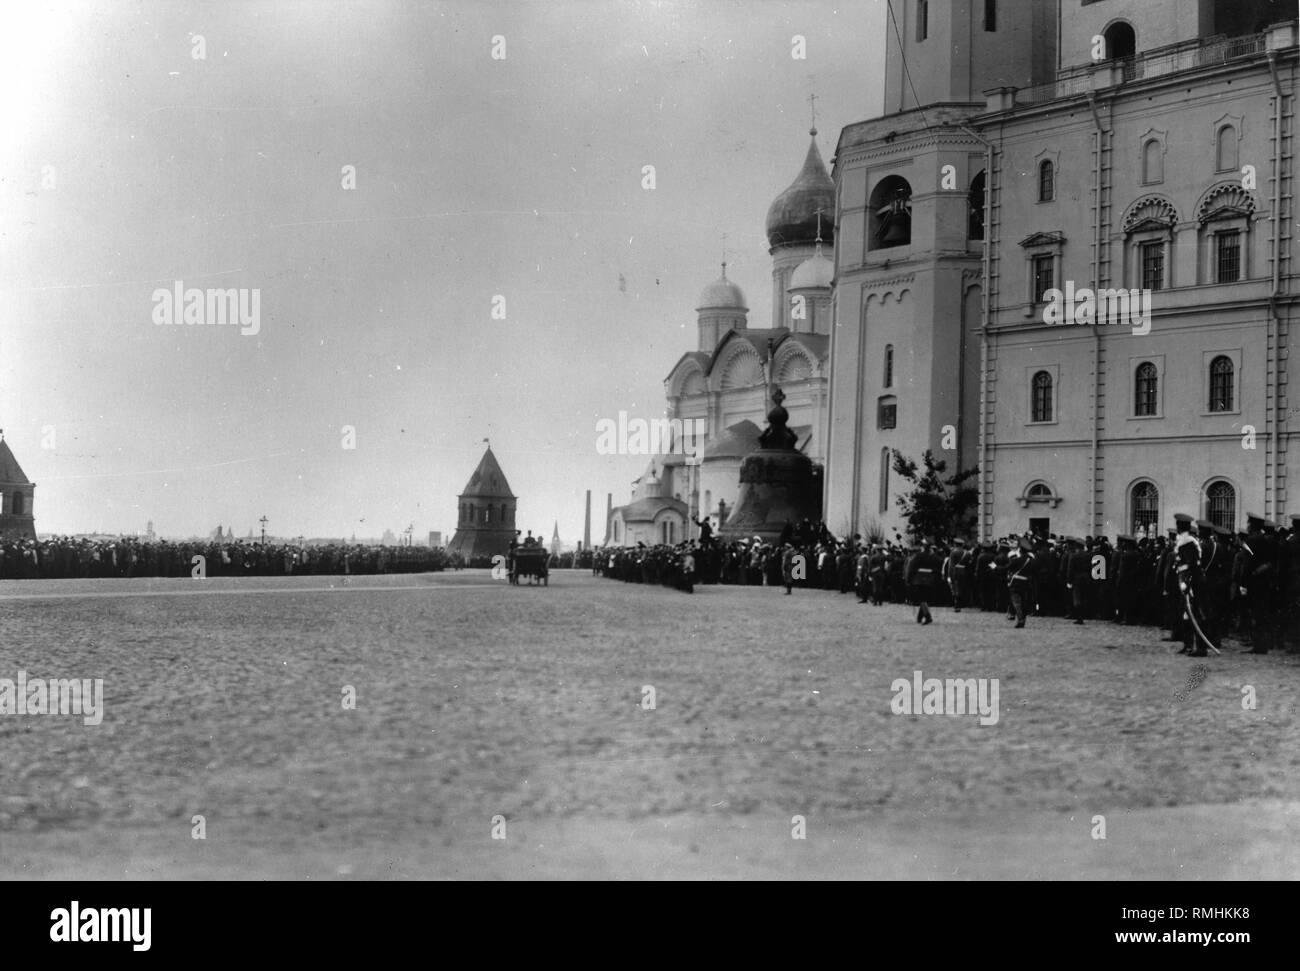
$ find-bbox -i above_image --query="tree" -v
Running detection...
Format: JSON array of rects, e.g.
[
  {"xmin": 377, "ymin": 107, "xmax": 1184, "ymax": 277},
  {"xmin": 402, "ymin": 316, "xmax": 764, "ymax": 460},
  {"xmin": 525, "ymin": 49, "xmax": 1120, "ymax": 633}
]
[{"xmin": 891, "ymin": 449, "xmax": 979, "ymax": 543}]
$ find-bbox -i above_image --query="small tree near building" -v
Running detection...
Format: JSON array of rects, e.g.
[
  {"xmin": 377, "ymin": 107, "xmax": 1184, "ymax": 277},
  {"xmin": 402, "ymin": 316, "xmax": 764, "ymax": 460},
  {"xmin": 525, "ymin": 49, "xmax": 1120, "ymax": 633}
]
[{"xmin": 891, "ymin": 449, "xmax": 979, "ymax": 543}]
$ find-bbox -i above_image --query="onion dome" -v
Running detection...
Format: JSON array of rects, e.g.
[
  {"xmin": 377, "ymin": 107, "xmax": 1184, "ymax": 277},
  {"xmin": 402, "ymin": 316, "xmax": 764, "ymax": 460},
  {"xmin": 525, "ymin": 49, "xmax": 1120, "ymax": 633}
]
[
  {"xmin": 696, "ymin": 263, "xmax": 748, "ymax": 311},
  {"xmin": 765, "ymin": 128, "xmax": 836, "ymax": 250},
  {"xmin": 789, "ymin": 251, "xmax": 834, "ymax": 290}
]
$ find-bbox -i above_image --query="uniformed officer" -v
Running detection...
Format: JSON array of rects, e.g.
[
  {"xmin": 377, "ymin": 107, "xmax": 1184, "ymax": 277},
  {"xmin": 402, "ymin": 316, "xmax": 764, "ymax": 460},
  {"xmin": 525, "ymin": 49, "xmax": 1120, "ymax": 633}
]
[
  {"xmin": 1007, "ymin": 535, "xmax": 1036, "ymax": 629},
  {"xmin": 1114, "ymin": 535, "xmax": 1141, "ymax": 625},
  {"xmin": 1196, "ymin": 519, "xmax": 1230, "ymax": 651},
  {"xmin": 1064, "ymin": 537, "xmax": 1090, "ymax": 625},
  {"xmin": 948, "ymin": 538, "xmax": 972, "ymax": 612},
  {"xmin": 1240, "ymin": 512, "xmax": 1279, "ymax": 654},
  {"xmin": 1173, "ymin": 513, "xmax": 1208, "ymax": 656},
  {"xmin": 905, "ymin": 541, "xmax": 940, "ymax": 624},
  {"xmin": 1284, "ymin": 514, "xmax": 1300, "ymax": 650}
]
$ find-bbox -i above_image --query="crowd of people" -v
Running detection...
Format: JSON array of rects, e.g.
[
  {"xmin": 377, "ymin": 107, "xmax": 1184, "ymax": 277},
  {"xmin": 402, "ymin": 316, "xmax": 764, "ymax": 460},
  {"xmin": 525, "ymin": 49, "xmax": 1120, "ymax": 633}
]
[
  {"xmin": 0, "ymin": 536, "xmax": 459, "ymax": 579},
  {"xmin": 593, "ymin": 513, "xmax": 1300, "ymax": 655}
]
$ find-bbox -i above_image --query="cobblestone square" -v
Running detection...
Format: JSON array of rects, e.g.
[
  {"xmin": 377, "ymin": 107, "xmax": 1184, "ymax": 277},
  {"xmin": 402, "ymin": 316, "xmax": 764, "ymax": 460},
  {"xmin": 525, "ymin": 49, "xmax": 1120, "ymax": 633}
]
[{"xmin": 1, "ymin": 570, "xmax": 1296, "ymax": 879}]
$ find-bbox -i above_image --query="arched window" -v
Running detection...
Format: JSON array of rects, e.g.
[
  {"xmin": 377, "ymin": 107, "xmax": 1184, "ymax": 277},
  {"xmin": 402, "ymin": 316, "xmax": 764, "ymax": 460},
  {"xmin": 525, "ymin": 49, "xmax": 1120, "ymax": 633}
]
[
  {"xmin": 968, "ymin": 170, "xmax": 986, "ymax": 240},
  {"xmin": 883, "ymin": 344, "xmax": 895, "ymax": 388},
  {"xmin": 1209, "ymin": 356, "xmax": 1234, "ymax": 412},
  {"xmin": 12, "ymin": 492, "xmax": 23, "ymax": 516},
  {"xmin": 469, "ymin": 503, "xmax": 476, "ymax": 523},
  {"xmin": 1206, "ymin": 480, "xmax": 1236, "ymax": 530},
  {"xmin": 1135, "ymin": 362, "xmax": 1158, "ymax": 416},
  {"xmin": 1142, "ymin": 139, "xmax": 1163, "ymax": 184},
  {"xmin": 1038, "ymin": 160, "xmax": 1054, "ymax": 202},
  {"xmin": 879, "ymin": 447, "xmax": 891, "ymax": 514},
  {"xmin": 1031, "ymin": 370, "xmax": 1053, "ymax": 422},
  {"xmin": 1131, "ymin": 481, "xmax": 1159, "ymax": 534},
  {"xmin": 1216, "ymin": 125, "xmax": 1238, "ymax": 172},
  {"xmin": 1027, "ymin": 483, "xmax": 1052, "ymax": 501},
  {"xmin": 1104, "ymin": 21, "xmax": 1136, "ymax": 61},
  {"xmin": 869, "ymin": 176, "xmax": 912, "ymax": 250},
  {"xmin": 483, "ymin": 506, "xmax": 491, "ymax": 524}
]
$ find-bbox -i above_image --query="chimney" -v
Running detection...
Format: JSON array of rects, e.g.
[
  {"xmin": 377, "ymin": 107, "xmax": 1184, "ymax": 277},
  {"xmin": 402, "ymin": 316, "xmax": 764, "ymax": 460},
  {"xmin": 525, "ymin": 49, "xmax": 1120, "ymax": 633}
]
[
  {"xmin": 583, "ymin": 490, "xmax": 592, "ymax": 550},
  {"xmin": 604, "ymin": 493, "xmax": 613, "ymax": 545}
]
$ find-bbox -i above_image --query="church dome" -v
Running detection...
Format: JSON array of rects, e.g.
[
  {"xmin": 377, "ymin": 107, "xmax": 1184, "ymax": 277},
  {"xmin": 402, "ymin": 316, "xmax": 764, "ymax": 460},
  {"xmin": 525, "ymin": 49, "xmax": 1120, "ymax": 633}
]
[
  {"xmin": 789, "ymin": 251, "xmax": 834, "ymax": 290},
  {"xmin": 696, "ymin": 268, "xmax": 747, "ymax": 311},
  {"xmin": 765, "ymin": 129, "xmax": 836, "ymax": 250}
]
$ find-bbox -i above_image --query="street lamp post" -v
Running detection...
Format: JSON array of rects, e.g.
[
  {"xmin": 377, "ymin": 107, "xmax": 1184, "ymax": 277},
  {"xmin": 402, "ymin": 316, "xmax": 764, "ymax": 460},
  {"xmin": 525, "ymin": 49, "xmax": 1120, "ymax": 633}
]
[{"xmin": 259, "ymin": 515, "xmax": 268, "ymax": 545}]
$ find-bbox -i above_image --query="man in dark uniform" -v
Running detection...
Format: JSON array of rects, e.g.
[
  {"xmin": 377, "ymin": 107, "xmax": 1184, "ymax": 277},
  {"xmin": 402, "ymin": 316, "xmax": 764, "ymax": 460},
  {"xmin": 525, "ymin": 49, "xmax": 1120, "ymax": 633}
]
[
  {"xmin": 1114, "ymin": 535, "xmax": 1141, "ymax": 625},
  {"xmin": 1196, "ymin": 519, "xmax": 1231, "ymax": 652},
  {"xmin": 1240, "ymin": 512, "xmax": 1279, "ymax": 654},
  {"xmin": 1007, "ymin": 535, "xmax": 1036, "ymax": 628},
  {"xmin": 949, "ymin": 538, "xmax": 972, "ymax": 612},
  {"xmin": 905, "ymin": 541, "xmax": 940, "ymax": 624},
  {"xmin": 868, "ymin": 545, "xmax": 888, "ymax": 605},
  {"xmin": 1064, "ymin": 537, "xmax": 1090, "ymax": 625},
  {"xmin": 1284, "ymin": 514, "xmax": 1300, "ymax": 650},
  {"xmin": 976, "ymin": 543, "xmax": 996, "ymax": 611}
]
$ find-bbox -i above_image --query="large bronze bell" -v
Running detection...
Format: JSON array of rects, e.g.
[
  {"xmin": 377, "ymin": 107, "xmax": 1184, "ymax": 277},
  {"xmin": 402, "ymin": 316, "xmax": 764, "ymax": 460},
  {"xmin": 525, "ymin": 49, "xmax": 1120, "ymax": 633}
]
[{"xmin": 878, "ymin": 211, "xmax": 911, "ymax": 247}]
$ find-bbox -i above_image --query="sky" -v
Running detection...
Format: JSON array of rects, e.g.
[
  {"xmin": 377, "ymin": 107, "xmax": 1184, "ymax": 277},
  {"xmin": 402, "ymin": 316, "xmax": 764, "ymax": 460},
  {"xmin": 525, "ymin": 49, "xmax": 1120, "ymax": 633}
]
[{"xmin": 0, "ymin": 0, "xmax": 887, "ymax": 543}]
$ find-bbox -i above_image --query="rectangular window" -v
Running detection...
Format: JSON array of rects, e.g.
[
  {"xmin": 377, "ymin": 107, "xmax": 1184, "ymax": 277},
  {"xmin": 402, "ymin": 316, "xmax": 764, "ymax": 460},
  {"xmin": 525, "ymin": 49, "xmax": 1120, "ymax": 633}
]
[
  {"xmin": 916, "ymin": 0, "xmax": 928, "ymax": 41},
  {"xmin": 878, "ymin": 400, "xmax": 897, "ymax": 430},
  {"xmin": 984, "ymin": 0, "xmax": 997, "ymax": 31},
  {"xmin": 1032, "ymin": 255, "xmax": 1054, "ymax": 303},
  {"xmin": 1140, "ymin": 240, "xmax": 1164, "ymax": 291},
  {"xmin": 1216, "ymin": 230, "xmax": 1241, "ymax": 283}
]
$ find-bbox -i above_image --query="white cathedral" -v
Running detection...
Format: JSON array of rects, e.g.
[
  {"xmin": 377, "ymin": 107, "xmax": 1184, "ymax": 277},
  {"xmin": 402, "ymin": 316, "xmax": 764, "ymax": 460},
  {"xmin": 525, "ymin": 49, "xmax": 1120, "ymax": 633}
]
[{"xmin": 607, "ymin": 126, "xmax": 836, "ymax": 547}]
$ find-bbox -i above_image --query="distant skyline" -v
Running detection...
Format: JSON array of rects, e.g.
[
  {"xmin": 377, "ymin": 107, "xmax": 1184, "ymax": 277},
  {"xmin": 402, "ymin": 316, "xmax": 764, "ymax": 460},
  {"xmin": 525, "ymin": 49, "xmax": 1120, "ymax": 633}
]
[{"xmin": 0, "ymin": 1, "xmax": 887, "ymax": 543}]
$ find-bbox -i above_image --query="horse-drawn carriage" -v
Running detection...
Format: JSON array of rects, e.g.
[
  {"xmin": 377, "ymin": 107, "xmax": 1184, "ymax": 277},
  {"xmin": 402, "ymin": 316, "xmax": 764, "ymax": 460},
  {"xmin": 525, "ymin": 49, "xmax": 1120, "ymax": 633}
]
[{"xmin": 509, "ymin": 545, "xmax": 549, "ymax": 585}]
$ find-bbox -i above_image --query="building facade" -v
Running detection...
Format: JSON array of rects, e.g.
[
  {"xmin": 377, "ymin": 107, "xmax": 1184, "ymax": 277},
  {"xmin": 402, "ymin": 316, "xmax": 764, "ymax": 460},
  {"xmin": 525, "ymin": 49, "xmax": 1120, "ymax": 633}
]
[{"xmin": 826, "ymin": 0, "xmax": 1298, "ymax": 539}]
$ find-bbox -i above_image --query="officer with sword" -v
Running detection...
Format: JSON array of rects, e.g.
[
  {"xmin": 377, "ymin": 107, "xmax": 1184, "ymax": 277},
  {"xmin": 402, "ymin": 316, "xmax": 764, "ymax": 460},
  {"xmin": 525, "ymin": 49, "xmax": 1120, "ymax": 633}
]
[{"xmin": 1173, "ymin": 513, "xmax": 1219, "ymax": 657}]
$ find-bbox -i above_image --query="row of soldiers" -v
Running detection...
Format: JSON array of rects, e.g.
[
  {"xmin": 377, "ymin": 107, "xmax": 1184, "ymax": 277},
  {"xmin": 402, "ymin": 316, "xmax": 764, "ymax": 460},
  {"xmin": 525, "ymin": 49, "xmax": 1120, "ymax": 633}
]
[
  {"xmin": 0, "ymin": 536, "xmax": 457, "ymax": 580},
  {"xmin": 591, "ymin": 511, "xmax": 1300, "ymax": 653}
]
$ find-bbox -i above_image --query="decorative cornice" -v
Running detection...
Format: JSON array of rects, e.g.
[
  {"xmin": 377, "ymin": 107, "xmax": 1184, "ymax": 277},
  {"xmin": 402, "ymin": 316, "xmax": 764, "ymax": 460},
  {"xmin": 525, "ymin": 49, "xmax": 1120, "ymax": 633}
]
[
  {"xmin": 1196, "ymin": 182, "xmax": 1258, "ymax": 223},
  {"xmin": 1122, "ymin": 195, "xmax": 1179, "ymax": 234}
]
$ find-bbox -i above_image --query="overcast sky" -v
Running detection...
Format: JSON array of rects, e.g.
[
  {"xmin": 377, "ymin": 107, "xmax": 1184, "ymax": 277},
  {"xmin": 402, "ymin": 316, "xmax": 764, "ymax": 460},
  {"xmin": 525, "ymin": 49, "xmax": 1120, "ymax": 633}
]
[{"xmin": 0, "ymin": 0, "xmax": 886, "ymax": 542}]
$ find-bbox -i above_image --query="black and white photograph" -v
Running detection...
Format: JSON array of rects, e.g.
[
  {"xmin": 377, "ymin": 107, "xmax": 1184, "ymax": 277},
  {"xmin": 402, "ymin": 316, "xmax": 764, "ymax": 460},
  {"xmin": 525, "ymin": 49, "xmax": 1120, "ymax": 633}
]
[{"xmin": 1, "ymin": 0, "xmax": 1297, "ymax": 914}]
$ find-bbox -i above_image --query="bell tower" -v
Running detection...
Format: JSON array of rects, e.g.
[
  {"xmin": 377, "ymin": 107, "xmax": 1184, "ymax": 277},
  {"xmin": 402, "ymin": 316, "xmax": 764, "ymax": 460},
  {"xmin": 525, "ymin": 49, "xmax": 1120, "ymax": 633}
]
[{"xmin": 884, "ymin": 0, "xmax": 1055, "ymax": 113}]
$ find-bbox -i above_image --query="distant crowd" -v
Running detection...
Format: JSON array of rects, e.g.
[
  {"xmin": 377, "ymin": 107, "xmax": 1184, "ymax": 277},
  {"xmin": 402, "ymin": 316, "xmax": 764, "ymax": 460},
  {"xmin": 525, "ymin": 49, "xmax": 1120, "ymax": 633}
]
[
  {"xmin": 0, "ymin": 536, "xmax": 459, "ymax": 579},
  {"xmin": 593, "ymin": 515, "xmax": 1300, "ymax": 655}
]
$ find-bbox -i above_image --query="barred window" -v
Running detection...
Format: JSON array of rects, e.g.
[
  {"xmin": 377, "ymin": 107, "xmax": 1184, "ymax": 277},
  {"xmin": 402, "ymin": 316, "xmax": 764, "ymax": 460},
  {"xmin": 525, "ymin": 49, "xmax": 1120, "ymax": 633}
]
[
  {"xmin": 1140, "ymin": 240, "xmax": 1164, "ymax": 291},
  {"xmin": 916, "ymin": 0, "xmax": 928, "ymax": 41},
  {"xmin": 1031, "ymin": 370, "xmax": 1053, "ymax": 422},
  {"xmin": 1033, "ymin": 255, "xmax": 1054, "ymax": 303},
  {"xmin": 1131, "ymin": 481, "xmax": 1159, "ymax": 534},
  {"xmin": 1216, "ymin": 230, "xmax": 1241, "ymax": 283},
  {"xmin": 1135, "ymin": 361, "xmax": 1158, "ymax": 416},
  {"xmin": 1038, "ymin": 161, "xmax": 1054, "ymax": 202},
  {"xmin": 1209, "ymin": 356, "xmax": 1234, "ymax": 412},
  {"xmin": 884, "ymin": 344, "xmax": 894, "ymax": 388},
  {"xmin": 1206, "ymin": 481, "xmax": 1236, "ymax": 531}
]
